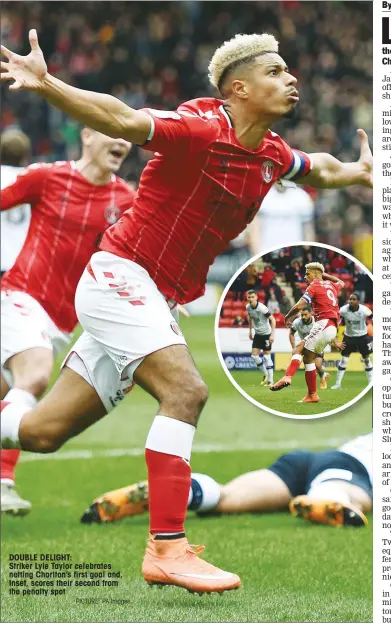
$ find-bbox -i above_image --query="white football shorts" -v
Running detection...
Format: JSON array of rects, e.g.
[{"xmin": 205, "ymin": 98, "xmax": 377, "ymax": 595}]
[
  {"xmin": 303, "ymin": 319, "xmax": 337, "ymax": 354},
  {"xmin": 1, "ymin": 289, "xmax": 73, "ymax": 386},
  {"xmin": 63, "ymin": 251, "xmax": 187, "ymax": 413}
]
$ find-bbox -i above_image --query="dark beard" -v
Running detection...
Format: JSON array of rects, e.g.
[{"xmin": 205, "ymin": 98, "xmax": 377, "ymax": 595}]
[{"xmin": 283, "ymin": 105, "xmax": 299, "ymax": 120}]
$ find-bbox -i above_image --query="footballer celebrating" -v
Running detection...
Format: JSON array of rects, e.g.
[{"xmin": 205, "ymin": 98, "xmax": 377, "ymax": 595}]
[
  {"xmin": 331, "ymin": 293, "xmax": 373, "ymax": 390},
  {"xmin": 289, "ymin": 307, "xmax": 330, "ymax": 389},
  {"xmin": 271, "ymin": 263, "xmax": 344, "ymax": 403},
  {"xmin": 1, "ymin": 129, "xmax": 133, "ymax": 515},
  {"xmin": 247, "ymin": 290, "xmax": 275, "ymax": 386},
  {"xmin": 1, "ymin": 31, "xmax": 372, "ymax": 593}
]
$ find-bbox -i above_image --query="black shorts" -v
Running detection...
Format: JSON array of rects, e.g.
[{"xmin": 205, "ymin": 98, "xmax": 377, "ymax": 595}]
[
  {"xmin": 252, "ymin": 334, "xmax": 272, "ymax": 351},
  {"xmin": 342, "ymin": 334, "xmax": 373, "ymax": 357},
  {"xmin": 268, "ymin": 449, "xmax": 372, "ymax": 499}
]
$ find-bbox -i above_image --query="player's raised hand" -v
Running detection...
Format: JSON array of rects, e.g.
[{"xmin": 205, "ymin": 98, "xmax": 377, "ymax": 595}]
[
  {"xmin": 285, "ymin": 317, "xmax": 293, "ymax": 329},
  {"xmin": 1, "ymin": 29, "xmax": 47, "ymax": 91},
  {"xmin": 356, "ymin": 129, "xmax": 373, "ymax": 188}
]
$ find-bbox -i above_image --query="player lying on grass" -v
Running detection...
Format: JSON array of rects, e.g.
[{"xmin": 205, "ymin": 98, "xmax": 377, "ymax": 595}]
[
  {"xmin": 270, "ymin": 264, "xmax": 344, "ymax": 403},
  {"xmin": 289, "ymin": 307, "xmax": 330, "ymax": 389},
  {"xmin": 331, "ymin": 292, "xmax": 373, "ymax": 390},
  {"xmin": 81, "ymin": 433, "xmax": 372, "ymax": 529},
  {"xmin": 1, "ymin": 30, "xmax": 372, "ymax": 594},
  {"xmin": 247, "ymin": 290, "xmax": 275, "ymax": 386},
  {"xmin": 1, "ymin": 129, "xmax": 133, "ymax": 516}
]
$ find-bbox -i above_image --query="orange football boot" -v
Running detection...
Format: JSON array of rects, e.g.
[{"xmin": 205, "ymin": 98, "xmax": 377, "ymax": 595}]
[
  {"xmin": 269, "ymin": 375, "xmax": 292, "ymax": 391},
  {"xmin": 142, "ymin": 534, "xmax": 241, "ymax": 594},
  {"xmin": 80, "ymin": 481, "xmax": 149, "ymax": 523},
  {"xmin": 319, "ymin": 373, "xmax": 330, "ymax": 390},
  {"xmin": 289, "ymin": 495, "xmax": 368, "ymax": 527},
  {"xmin": 298, "ymin": 393, "xmax": 319, "ymax": 403}
]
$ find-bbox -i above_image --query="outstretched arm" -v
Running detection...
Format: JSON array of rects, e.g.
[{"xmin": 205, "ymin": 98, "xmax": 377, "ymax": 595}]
[
  {"xmin": 298, "ymin": 130, "xmax": 372, "ymax": 189},
  {"xmin": 1, "ymin": 30, "xmax": 151, "ymax": 144}
]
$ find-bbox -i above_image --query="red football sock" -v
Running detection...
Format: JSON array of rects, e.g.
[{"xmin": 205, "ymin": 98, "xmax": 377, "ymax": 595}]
[
  {"xmin": 146, "ymin": 448, "xmax": 191, "ymax": 534},
  {"xmin": 305, "ymin": 369, "xmax": 317, "ymax": 394},
  {"xmin": 1, "ymin": 450, "xmax": 21, "ymax": 482},
  {"xmin": 286, "ymin": 356, "xmax": 302, "ymax": 378}
]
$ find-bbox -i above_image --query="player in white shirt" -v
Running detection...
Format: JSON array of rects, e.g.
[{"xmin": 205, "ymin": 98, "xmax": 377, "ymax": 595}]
[
  {"xmin": 249, "ymin": 182, "xmax": 315, "ymax": 254},
  {"xmin": 246, "ymin": 289, "xmax": 276, "ymax": 386},
  {"xmin": 82, "ymin": 433, "xmax": 372, "ymax": 528},
  {"xmin": 290, "ymin": 307, "xmax": 330, "ymax": 389},
  {"xmin": 0, "ymin": 129, "xmax": 31, "ymax": 276},
  {"xmin": 331, "ymin": 293, "xmax": 373, "ymax": 389},
  {"xmin": 0, "ymin": 129, "xmax": 32, "ymax": 516}
]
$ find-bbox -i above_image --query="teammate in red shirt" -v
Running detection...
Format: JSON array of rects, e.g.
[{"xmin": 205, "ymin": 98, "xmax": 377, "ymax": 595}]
[
  {"xmin": 1, "ymin": 128, "xmax": 133, "ymax": 515},
  {"xmin": 1, "ymin": 31, "xmax": 372, "ymax": 593},
  {"xmin": 270, "ymin": 262, "xmax": 344, "ymax": 403}
]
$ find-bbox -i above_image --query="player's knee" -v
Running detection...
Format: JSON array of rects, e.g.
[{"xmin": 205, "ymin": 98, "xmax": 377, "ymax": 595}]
[
  {"xmin": 185, "ymin": 377, "xmax": 209, "ymax": 414},
  {"xmin": 20, "ymin": 421, "xmax": 67, "ymax": 454},
  {"xmin": 162, "ymin": 376, "xmax": 208, "ymax": 424}
]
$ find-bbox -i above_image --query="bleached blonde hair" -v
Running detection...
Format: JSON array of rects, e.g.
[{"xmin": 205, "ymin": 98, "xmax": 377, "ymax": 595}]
[
  {"xmin": 208, "ymin": 33, "xmax": 279, "ymax": 91},
  {"xmin": 305, "ymin": 262, "xmax": 325, "ymax": 274}
]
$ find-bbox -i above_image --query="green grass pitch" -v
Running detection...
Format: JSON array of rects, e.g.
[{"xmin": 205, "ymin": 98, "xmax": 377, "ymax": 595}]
[
  {"xmin": 1, "ymin": 316, "xmax": 372, "ymax": 622},
  {"xmin": 230, "ymin": 370, "xmax": 370, "ymax": 417}
]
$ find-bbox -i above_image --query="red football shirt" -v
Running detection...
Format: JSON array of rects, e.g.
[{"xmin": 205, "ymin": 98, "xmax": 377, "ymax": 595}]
[
  {"xmin": 1, "ymin": 161, "xmax": 135, "ymax": 332},
  {"xmin": 102, "ymin": 97, "xmax": 312, "ymax": 304},
  {"xmin": 302, "ymin": 279, "xmax": 343, "ymax": 322}
]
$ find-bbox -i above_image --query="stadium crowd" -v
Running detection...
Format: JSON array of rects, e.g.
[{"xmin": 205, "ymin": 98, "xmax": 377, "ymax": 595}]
[
  {"xmin": 221, "ymin": 245, "xmax": 373, "ymax": 328},
  {"xmin": 1, "ymin": 1, "xmax": 372, "ymax": 261}
]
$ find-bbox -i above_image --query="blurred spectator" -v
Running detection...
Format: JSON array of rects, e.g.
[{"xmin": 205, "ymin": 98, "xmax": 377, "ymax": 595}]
[
  {"xmin": 267, "ymin": 294, "xmax": 280, "ymax": 315},
  {"xmin": 353, "ymin": 267, "xmax": 372, "ymax": 303},
  {"xmin": 266, "ymin": 278, "xmax": 283, "ymax": 303},
  {"xmin": 261, "ymin": 264, "xmax": 275, "ymax": 289},
  {"xmin": 293, "ymin": 282, "xmax": 305, "ymax": 303},
  {"xmin": 279, "ymin": 294, "xmax": 292, "ymax": 316},
  {"xmin": 233, "ymin": 315, "xmax": 245, "ymax": 327},
  {"xmin": 246, "ymin": 264, "xmax": 261, "ymax": 291}
]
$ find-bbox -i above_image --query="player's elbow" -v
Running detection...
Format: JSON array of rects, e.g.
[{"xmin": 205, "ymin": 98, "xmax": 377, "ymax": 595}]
[{"xmin": 117, "ymin": 110, "xmax": 152, "ymax": 144}]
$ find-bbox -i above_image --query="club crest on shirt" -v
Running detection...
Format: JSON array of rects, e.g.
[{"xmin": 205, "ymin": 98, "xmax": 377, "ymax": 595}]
[
  {"xmin": 261, "ymin": 161, "xmax": 274, "ymax": 183},
  {"xmin": 170, "ymin": 320, "xmax": 183, "ymax": 336},
  {"xmin": 105, "ymin": 205, "xmax": 121, "ymax": 224}
]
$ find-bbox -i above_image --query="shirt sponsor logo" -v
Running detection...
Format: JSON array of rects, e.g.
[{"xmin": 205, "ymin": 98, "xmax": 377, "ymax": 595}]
[
  {"xmin": 261, "ymin": 161, "xmax": 274, "ymax": 183},
  {"xmin": 105, "ymin": 205, "xmax": 121, "ymax": 225}
]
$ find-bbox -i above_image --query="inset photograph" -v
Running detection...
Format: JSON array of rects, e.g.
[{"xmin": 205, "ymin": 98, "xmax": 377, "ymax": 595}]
[{"xmin": 217, "ymin": 244, "xmax": 373, "ymax": 419}]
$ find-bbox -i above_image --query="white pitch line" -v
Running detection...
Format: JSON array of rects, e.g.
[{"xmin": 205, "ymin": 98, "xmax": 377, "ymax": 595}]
[{"xmin": 19, "ymin": 437, "xmax": 350, "ymax": 462}]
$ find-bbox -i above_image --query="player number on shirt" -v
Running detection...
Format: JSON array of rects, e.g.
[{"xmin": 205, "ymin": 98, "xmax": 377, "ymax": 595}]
[{"xmin": 326, "ymin": 289, "xmax": 337, "ymax": 307}]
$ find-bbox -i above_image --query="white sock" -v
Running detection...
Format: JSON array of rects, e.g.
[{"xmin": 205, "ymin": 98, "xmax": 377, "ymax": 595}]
[
  {"xmin": 307, "ymin": 481, "xmax": 351, "ymax": 505},
  {"xmin": 1, "ymin": 403, "xmax": 30, "ymax": 449},
  {"xmin": 5, "ymin": 388, "xmax": 37, "ymax": 408},
  {"xmin": 145, "ymin": 415, "xmax": 195, "ymax": 461},
  {"xmin": 188, "ymin": 473, "xmax": 221, "ymax": 512},
  {"xmin": 262, "ymin": 363, "xmax": 268, "ymax": 377},
  {"xmin": 264, "ymin": 354, "xmax": 274, "ymax": 383},
  {"xmin": 363, "ymin": 359, "xmax": 373, "ymax": 382},
  {"xmin": 251, "ymin": 354, "xmax": 263, "ymax": 369},
  {"xmin": 335, "ymin": 357, "xmax": 349, "ymax": 385}
]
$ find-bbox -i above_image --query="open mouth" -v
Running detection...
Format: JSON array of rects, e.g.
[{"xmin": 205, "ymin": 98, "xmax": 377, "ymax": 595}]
[{"xmin": 109, "ymin": 148, "xmax": 125, "ymax": 159}]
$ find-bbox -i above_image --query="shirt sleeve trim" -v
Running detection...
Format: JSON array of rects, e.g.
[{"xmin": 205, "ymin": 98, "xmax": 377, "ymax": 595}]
[{"xmin": 136, "ymin": 113, "xmax": 155, "ymax": 147}]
